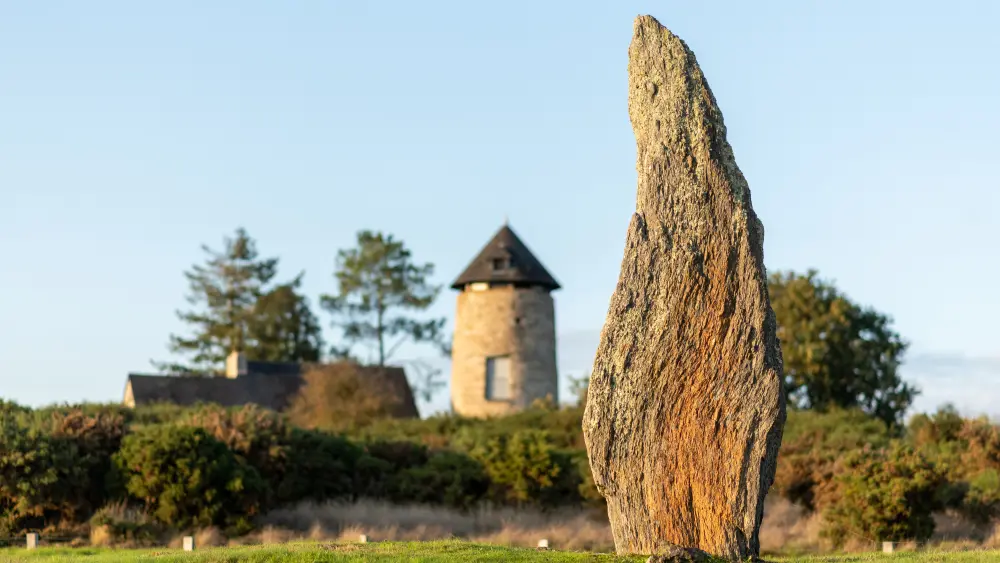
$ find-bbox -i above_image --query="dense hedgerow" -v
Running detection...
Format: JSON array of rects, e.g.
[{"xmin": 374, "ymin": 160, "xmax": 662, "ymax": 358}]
[
  {"xmin": 0, "ymin": 400, "xmax": 595, "ymax": 535},
  {"xmin": 0, "ymin": 402, "xmax": 127, "ymax": 533},
  {"xmin": 5, "ymin": 398, "xmax": 1000, "ymax": 545}
]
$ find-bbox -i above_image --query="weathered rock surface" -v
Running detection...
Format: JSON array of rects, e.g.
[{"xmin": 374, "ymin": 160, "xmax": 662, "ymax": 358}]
[{"xmin": 582, "ymin": 15, "xmax": 786, "ymax": 561}]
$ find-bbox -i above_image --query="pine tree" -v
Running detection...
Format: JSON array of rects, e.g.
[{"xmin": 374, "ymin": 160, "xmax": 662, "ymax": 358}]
[
  {"xmin": 248, "ymin": 274, "xmax": 324, "ymax": 364},
  {"xmin": 155, "ymin": 228, "xmax": 283, "ymax": 374},
  {"xmin": 320, "ymin": 231, "xmax": 448, "ymax": 398}
]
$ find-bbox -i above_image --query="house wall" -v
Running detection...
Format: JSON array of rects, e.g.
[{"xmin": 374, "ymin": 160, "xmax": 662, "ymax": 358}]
[
  {"xmin": 123, "ymin": 381, "xmax": 135, "ymax": 409},
  {"xmin": 450, "ymin": 284, "xmax": 558, "ymax": 417}
]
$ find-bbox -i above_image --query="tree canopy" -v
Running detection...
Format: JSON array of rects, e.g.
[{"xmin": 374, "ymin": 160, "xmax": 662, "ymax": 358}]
[
  {"xmin": 157, "ymin": 228, "xmax": 322, "ymax": 374},
  {"xmin": 768, "ymin": 269, "xmax": 916, "ymax": 427},
  {"xmin": 320, "ymin": 230, "xmax": 447, "ymax": 364},
  {"xmin": 248, "ymin": 275, "xmax": 324, "ymax": 364},
  {"xmin": 320, "ymin": 230, "xmax": 448, "ymax": 401}
]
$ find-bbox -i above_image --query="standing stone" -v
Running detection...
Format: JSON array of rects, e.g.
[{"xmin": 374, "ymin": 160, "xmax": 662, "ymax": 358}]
[{"xmin": 582, "ymin": 15, "xmax": 786, "ymax": 561}]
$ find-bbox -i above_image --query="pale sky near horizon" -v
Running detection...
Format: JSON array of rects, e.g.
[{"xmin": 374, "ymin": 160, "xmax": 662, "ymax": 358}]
[{"xmin": 2, "ymin": 1, "xmax": 998, "ymax": 418}]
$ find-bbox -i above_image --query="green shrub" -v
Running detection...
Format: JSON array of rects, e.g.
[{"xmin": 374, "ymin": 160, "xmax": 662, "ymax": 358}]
[
  {"xmin": 352, "ymin": 416, "xmax": 589, "ymax": 509},
  {"xmin": 392, "ymin": 451, "xmax": 490, "ymax": 509},
  {"xmin": 113, "ymin": 425, "xmax": 265, "ymax": 533},
  {"xmin": 909, "ymin": 404, "xmax": 964, "ymax": 449},
  {"xmin": 499, "ymin": 405, "xmax": 587, "ymax": 450},
  {"xmin": 351, "ymin": 415, "xmax": 474, "ymax": 449},
  {"xmin": 574, "ymin": 452, "xmax": 604, "ymax": 508},
  {"xmin": 0, "ymin": 411, "xmax": 84, "ymax": 532},
  {"xmin": 349, "ymin": 404, "xmax": 587, "ymax": 451},
  {"xmin": 352, "ymin": 454, "xmax": 394, "ymax": 500},
  {"xmin": 351, "ymin": 441, "xmax": 430, "ymax": 503},
  {"xmin": 278, "ymin": 428, "xmax": 360, "ymax": 505},
  {"xmin": 345, "ymin": 440, "xmax": 495, "ymax": 509},
  {"xmin": 43, "ymin": 406, "xmax": 128, "ymax": 517},
  {"xmin": 773, "ymin": 408, "xmax": 892, "ymax": 510},
  {"xmin": 897, "ymin": 412, "xmax": 1000, "ymax": 524},
  {"xmin": 129, "ymin": 402, "xmax": 189, "ymax": 426},
  {"xmin": 364, "ymin": 440, "xmax": 430, "ymax": 470},
  {"xmin": 176, "ymin": 404, "xmax": 288, "ymax": 471},
  {"xmin": 958, "ymin": 469, "xmax": 1000, "ymax": 525},
  {"xmin": 175, "ymin": 404, "xmax": 290, "ymax": 509},
  {"xmin": 462, "ymin": 429, "xmax": 582, "ymax": 508},
  {"xmin": 818, "ymin": 443, "xmax": 944, "ymax": 546},
  {"xmin": 0, "ymin": 400, "xmax": 29, "ymax": 418},
  {"xmin": 175, "ymin": 404, "xmax": 363, "ymax": 508}
]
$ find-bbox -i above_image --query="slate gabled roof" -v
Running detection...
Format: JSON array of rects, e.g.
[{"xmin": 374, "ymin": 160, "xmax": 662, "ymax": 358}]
[
  {"xmin": 451, "ymin": 224, "xmax": 560, "ymax": 291},
  {"xmin": 123, "ymin": 362, "xmax": 419, "ymax": 418},
  {"xmin": 124, "ymin": 372, "xmax": 302, "ymax": 412},
  {"xmin": 245, "ymin": 360, "xmax": 300, "ymax": 377}
]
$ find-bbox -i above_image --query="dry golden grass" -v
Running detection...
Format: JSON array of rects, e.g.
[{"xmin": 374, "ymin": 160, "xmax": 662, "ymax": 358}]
[
  {"xmin": 84, "ymin": 498, "xmax": 1000, "ymax": 556},
  {"xmin": 758, "ymin": 498, "xmax": 824, "ymax": 555},
  {"xmin": 88, "ymin": 525, "xmax": 112, "ymax": 547},
  {"xmin": 87, "ymin": 501, "xmax": 159, "ymax": 549},
  {"xmin": 257, "ymin": 500, "xmax": 616, "ymax": 551}
]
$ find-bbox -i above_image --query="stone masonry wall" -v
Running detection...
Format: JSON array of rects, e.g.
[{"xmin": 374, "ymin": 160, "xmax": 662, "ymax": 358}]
[{"xmin": 450, "ymin": 285, "xmax": 558, "ymax": 418}]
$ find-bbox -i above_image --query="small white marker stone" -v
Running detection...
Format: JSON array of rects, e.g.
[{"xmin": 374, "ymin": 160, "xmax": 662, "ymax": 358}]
[
  {"xmin": 26, "ymin": 533, "xmax": 38, "ymax": 550},
  {"xmin": 359, "ymin": 534, "xmax": 368, "ymax": 543},
  {"xmin": 537, "ymin": 539, "xmax": 549, "ymax": 549},
  {"xmin": 882, "ymin": 541, "xmax": 894, "ymax": 554},
  {"xmin": 183, "ymin": 536, "xmax": 195, "ymax": 551}
]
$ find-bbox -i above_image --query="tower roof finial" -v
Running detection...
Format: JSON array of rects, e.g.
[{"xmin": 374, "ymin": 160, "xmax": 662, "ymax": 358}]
[{"xmin": 503, "ymin": 214, "xmax": 509, "ymax": 226}]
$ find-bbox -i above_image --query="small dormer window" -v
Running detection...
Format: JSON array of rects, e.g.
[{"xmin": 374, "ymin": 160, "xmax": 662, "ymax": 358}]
[{"xmin": 492, "ymin": 256, "xmax": 515, "ymax": 271}]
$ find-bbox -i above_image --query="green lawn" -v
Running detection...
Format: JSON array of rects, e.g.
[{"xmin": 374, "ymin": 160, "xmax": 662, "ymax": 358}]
[
  {"xmin": 2, "ymin": 540, "xmax": 1000, "ymax": 562},
  {"xmin": 0, "ymin": 541, "xmax": 640, "ymax": 563}
]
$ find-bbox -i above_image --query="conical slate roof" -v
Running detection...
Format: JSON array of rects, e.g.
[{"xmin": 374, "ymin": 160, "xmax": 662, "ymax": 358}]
[{"xmin": 451, "ymin": 224, "xmax": 560, "ymax": 291}]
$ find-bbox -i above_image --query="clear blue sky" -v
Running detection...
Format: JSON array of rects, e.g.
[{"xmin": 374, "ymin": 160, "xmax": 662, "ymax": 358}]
[{"xmin": 2, "ymin": 1, "xmax": 998, "ymax": 417}]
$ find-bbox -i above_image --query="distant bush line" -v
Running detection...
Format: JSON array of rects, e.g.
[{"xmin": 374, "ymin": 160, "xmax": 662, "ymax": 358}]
[
  {"xmin": 3, "ymin": 399, "xmax": 1000, "ymax": 547},
  {"xmin": 0, "ymin": 399, "xmax": 589, "ymax": 538}
]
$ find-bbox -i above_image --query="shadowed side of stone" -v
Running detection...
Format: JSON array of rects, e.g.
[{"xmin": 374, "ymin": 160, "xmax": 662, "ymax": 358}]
[{"xmin": 582, "ymin": 14, "xmax": 785, "ymax": 561}]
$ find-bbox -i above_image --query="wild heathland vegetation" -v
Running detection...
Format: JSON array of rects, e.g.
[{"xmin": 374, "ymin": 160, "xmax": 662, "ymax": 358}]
[{"xmin": 4, "ymin": 397, "xmax": 1000, "ymax": 555}]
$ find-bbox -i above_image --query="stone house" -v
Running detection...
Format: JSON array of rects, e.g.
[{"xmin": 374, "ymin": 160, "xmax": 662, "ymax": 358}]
[{"xmin": 123, "ymin": 351, "xmax": 419, "ymax": 418}]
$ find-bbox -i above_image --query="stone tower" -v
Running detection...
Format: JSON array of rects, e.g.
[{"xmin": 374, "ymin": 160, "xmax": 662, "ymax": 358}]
[{"xmin": 450, "ymin": 223, "xmax": 561, "ymax": 418}]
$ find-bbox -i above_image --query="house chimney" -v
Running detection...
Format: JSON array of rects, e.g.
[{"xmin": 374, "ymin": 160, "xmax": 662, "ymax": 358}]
[{"xmin": 225, "ymin": 350, "xmax": 247, "ymax": 378}]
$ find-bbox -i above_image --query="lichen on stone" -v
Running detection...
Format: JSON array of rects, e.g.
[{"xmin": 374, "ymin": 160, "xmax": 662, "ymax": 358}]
[{"xmin": 582, "ymin": 14, "xmax": 785, "ymax": 561}]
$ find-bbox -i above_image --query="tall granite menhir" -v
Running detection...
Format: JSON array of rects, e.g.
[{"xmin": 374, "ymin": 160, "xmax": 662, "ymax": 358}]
[{"xmin": 582, "ymin": 15, "xmax": 786, "ymax": 561}]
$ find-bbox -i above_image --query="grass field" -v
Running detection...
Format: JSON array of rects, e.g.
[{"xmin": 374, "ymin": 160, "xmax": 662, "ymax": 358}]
[
  {"xmin": 4, "ymin": 541, "xmax": 1000, "ymax": 563},
  {"xmin": 2, "ymin": 541, "xmax": 638, "ymax": 562}
]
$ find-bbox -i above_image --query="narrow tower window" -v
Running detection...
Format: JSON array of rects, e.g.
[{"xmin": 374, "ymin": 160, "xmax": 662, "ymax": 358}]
[{"xmin": 485, "ymin": 355, "xmax": 512, "ymax": 401}]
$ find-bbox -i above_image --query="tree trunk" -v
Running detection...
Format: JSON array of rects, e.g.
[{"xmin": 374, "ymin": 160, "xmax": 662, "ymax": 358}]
[{"xmin": 377, "ymin": 300, "xmax": 385, "ymax": 367}]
